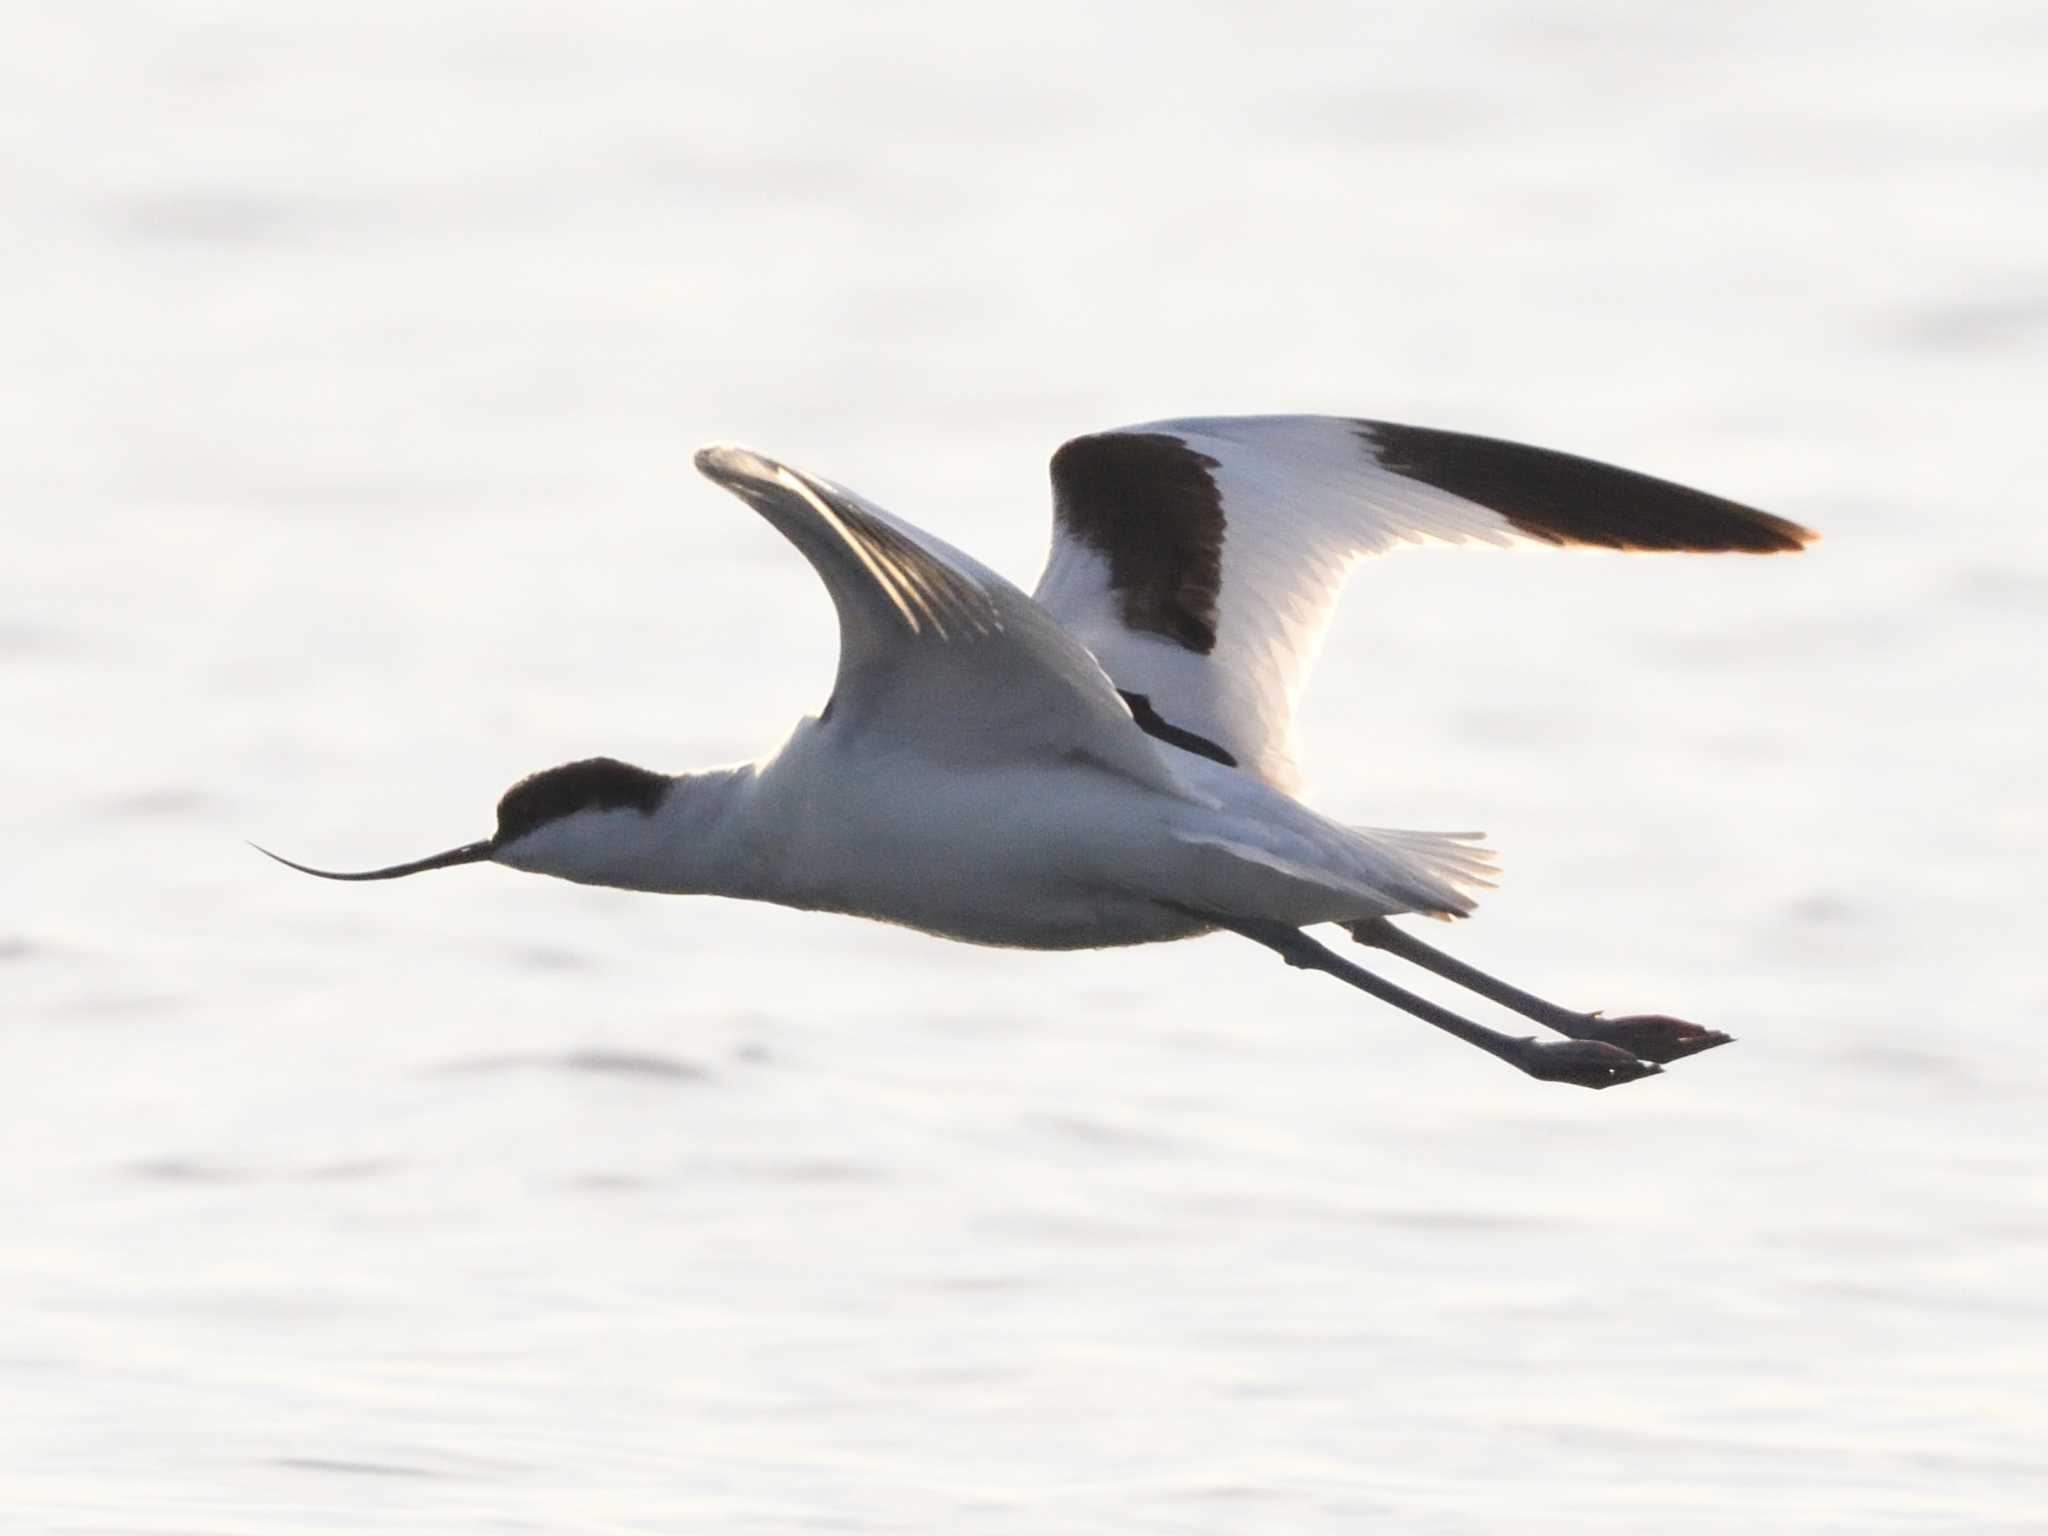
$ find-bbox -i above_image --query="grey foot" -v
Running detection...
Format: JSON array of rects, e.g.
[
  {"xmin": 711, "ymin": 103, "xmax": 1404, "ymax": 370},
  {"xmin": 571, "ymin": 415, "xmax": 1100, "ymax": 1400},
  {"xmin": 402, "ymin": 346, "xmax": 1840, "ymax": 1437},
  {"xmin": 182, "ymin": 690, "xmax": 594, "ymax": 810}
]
[
  {"xmin": 1567, "ymin": 1014, "xmax": 1732, "ymax": 1064},
  {"xmin": 1511, "ymin": 1038, "xmax": 1664, "ymax": 1090}
]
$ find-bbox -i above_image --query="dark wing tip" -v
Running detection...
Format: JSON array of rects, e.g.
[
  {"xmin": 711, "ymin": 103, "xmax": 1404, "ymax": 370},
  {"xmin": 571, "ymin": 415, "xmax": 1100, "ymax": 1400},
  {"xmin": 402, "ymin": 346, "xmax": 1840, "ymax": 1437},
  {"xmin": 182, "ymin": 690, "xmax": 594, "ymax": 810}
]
[{"xmin": 1357, "ymin": 419, "xmax": 1817, "ymax": 555}]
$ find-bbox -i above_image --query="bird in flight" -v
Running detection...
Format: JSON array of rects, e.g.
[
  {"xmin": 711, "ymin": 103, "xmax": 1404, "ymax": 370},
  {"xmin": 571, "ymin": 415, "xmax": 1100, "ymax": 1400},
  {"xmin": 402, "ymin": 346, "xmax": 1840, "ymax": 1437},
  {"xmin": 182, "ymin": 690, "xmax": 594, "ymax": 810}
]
[{"xmin": 261, "ymin": 416, "xmax": 1813, "ymax": 1089}]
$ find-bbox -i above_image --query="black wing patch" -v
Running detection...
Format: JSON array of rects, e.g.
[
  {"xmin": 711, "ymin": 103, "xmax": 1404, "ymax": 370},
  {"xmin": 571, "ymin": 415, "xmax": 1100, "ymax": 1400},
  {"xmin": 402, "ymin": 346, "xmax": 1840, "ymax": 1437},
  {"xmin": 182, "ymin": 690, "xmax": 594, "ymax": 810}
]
[
  {"xmin": 1049, "ymin": 432, "xmax": 1226, "ymax": 654},
  {"xmin": 1357, "ymin": 420, "xmax": 1814, "ymax": 553}
]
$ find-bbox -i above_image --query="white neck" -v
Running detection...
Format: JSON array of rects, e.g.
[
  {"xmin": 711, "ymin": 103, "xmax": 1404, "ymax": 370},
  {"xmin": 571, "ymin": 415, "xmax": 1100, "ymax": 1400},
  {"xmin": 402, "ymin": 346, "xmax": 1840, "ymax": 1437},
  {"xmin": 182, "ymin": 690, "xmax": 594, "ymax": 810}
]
[{"xmin": 493, "ymin": 765, "xmax": 768, "ymax": 896}]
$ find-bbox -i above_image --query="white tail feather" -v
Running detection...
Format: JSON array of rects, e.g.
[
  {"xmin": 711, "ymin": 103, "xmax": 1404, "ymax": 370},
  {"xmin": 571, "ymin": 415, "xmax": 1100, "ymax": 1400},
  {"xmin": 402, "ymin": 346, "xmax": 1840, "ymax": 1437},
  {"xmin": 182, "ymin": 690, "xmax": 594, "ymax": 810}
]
[{"xmin": 1347, "ymin": 826, "xmax": 1500, "ymax": 918}]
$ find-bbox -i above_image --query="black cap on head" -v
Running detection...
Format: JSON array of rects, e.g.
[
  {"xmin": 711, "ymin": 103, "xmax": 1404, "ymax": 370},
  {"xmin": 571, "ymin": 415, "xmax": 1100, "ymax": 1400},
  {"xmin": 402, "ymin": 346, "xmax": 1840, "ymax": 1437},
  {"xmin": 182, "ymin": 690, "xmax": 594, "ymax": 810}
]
[
  {"xmin": 494, "ymin": 757, "xmax": 670, "ymax": 844},
  {"xmin": 254, "ymin": 756, "xmax": 671, "ymax": 883}
]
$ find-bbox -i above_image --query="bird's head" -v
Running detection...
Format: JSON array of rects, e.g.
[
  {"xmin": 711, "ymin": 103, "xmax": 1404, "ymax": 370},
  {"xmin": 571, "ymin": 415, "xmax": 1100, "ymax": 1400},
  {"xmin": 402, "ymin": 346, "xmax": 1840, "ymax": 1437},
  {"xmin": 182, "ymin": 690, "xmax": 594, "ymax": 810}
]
[{"xmin": 255, "ymin": 757, "xmax": 672, "ymax": 888}]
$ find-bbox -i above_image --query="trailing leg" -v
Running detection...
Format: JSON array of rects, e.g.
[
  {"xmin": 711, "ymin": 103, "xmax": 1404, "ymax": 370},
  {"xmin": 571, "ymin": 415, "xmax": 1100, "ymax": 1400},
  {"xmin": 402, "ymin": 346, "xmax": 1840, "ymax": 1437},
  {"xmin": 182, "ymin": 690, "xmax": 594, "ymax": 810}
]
[
  {"xmin": 1218, "ymin": 918, "xmax": 1662, "ymax": 1090},
  {"xmin": 1348, "ymin": 918, "xmax": 1731, "ymax": 1064}
]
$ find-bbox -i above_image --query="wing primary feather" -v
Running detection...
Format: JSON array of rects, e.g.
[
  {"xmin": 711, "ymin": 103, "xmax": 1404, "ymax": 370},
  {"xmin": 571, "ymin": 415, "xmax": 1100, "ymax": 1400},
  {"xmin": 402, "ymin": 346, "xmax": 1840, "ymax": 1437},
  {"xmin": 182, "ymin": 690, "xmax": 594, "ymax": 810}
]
[
  {"xmin": 773, "ymin": 466, "xmax": 926, "ymax": 633},
  {"xmin": 1356, "ymin": 420, "xmax": 1816, "ymax": 553},
  {"xmin": 694, "ymin": 443, "xmax": 1194, "ymax": 799}
]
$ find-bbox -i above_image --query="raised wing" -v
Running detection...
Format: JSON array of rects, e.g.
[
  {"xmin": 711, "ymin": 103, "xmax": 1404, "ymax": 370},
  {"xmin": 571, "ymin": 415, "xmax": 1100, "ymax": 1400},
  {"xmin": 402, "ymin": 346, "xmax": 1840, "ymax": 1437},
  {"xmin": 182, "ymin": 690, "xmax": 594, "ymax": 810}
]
[
  {"xmin": 693, "ymin": 446, "xmax": 1190, "ymax": 798},
  {"xmin": 1032, "ymin": 416, "xmax": 1815, "ymax": 794}
]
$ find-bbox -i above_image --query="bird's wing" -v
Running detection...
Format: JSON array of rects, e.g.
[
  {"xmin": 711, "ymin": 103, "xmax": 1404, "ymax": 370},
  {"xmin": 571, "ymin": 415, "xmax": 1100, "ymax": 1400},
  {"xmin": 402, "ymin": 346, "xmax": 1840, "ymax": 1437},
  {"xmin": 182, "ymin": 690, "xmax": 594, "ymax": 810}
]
[
  {"xmin": 694, "ymin": 445, "xmax": 1193, "ymax": 798},
  {"xmin": 1031, "ymin": 416, "xmax": 1815, "ymax": 794}
]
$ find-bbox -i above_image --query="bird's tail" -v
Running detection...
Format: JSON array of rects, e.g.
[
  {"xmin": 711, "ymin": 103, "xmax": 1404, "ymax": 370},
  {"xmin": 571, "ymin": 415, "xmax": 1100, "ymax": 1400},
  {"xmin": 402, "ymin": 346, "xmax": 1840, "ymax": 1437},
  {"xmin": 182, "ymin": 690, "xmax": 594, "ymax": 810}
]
[
  {"xmin": 1169, "ymin": 825, "xmax": 1497, "ymax": 926},
  {"xmin": 1342, "ymin": 826, "xmax": 1499, "ymax": 920}
]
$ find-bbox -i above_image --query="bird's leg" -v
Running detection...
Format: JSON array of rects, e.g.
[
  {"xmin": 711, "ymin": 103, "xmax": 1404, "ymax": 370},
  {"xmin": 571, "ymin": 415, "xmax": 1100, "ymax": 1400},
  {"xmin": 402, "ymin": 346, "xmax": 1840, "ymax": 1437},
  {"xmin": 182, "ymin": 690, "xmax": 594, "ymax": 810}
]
[
  {"xmin": 1215, "ymin": 918, "xmax": 1662, "ymax": 1090},
  {"xmin": 1347, "ymin": 918, "xmax": 1731, "ymax": 1064}
]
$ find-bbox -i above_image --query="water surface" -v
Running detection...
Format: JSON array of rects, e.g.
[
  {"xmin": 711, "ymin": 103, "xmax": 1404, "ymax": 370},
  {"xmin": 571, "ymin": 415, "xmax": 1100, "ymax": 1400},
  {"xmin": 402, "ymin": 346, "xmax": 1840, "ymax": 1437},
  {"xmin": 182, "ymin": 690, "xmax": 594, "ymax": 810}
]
[{"xmin": 4, "ymin": 3, "xmax": 2045, "ymax": 1530}]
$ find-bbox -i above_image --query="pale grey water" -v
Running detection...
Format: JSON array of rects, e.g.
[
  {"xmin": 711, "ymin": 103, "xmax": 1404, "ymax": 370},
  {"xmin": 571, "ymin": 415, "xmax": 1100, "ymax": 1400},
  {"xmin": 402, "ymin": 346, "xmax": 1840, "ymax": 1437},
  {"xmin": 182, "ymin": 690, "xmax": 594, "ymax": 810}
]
[{"xmin": 4, "ymin": 3, "xmax": 2046, "ymax": 1531}]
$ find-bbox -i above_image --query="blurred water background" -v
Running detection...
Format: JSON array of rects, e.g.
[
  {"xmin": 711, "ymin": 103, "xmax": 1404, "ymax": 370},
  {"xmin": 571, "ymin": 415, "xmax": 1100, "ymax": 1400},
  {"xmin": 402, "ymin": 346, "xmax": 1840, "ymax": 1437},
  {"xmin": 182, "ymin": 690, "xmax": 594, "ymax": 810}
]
[{"xmin": 5, "ymin": 3, "xmax": 2045, "ymax": 1531}]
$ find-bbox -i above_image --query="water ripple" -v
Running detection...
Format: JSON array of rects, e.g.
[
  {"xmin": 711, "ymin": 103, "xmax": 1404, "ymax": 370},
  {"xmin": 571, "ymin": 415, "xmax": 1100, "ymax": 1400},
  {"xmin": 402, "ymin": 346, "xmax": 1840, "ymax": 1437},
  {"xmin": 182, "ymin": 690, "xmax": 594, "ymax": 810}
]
[
  {"xmin": 427, "ymin": 1048, "xmax": 709, "ymax": 1081},
  {"xmin": 270, "ymin": 1456, "xmax": 445, "ymax": 1480}
]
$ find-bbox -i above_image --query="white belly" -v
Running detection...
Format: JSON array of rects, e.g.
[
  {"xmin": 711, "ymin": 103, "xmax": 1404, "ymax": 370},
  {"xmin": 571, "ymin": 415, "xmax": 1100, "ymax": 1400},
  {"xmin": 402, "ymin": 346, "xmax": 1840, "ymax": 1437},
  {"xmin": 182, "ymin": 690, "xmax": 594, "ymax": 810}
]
[
  {"xmin": 755, "ymin": 735, "xmax": 1215, "ymax": 949},
  {"xmin": 756, "ymin": 733, "xmax": 1427, "ymax": 950},
  {"xmin": 492, "ymin": 719, "xmax": 1456, "ymax": 940}
]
